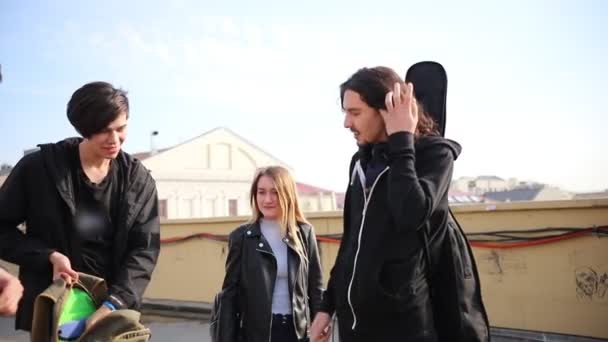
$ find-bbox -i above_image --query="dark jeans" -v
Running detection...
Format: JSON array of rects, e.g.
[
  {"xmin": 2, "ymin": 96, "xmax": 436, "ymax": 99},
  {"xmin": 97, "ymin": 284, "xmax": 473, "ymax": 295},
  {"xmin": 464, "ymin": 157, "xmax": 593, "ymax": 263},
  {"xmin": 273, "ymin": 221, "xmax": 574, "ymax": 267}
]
[{"xmin": 271, "ymin": 314, "xmax": 298, "ymax": 342}]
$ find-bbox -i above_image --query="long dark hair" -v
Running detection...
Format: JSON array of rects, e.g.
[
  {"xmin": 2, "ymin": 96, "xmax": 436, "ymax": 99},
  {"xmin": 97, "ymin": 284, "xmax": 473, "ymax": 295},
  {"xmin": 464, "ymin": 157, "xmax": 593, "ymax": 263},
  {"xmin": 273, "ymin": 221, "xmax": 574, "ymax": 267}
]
[{"xmin": 340, "ymin": 66, "xmax": 438, "ymax": 137}]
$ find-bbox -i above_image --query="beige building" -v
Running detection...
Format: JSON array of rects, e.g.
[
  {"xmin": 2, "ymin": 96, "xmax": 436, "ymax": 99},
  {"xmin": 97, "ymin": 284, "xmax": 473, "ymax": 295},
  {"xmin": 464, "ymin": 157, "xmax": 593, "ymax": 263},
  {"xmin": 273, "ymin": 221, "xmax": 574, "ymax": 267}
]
[
  {"xmin": 474, "ymin": 176, "xmax": 511, "ymax": 194},
  {"xmin": 297, "ymin": 183, "xmax": 338, "ymax": 212},
  {"xmin": 450, "ymin": 175, "xmax": 574, "ymax": 203},
  {"xmin": 134, "ymin": 127, "xmax": 338, "ymax": 219},
  {"xmin": 450, "ymin": 176, "xmax": 476, "ymax": 193}
]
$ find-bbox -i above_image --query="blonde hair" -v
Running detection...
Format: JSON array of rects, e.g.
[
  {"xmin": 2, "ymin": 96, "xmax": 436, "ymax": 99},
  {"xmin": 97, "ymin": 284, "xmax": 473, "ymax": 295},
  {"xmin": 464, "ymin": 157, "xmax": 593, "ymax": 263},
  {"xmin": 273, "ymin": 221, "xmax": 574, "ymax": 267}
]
[{"xmin": 250, "ymin": 166, "xmax": 309, "ymax": 258}]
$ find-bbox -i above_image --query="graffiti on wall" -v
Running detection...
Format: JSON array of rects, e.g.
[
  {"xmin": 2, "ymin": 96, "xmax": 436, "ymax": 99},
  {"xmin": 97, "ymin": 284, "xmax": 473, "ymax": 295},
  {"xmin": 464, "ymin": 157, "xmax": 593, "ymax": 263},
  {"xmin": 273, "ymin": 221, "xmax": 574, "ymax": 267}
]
[{"xmin": 575, "ymin": 266, "xmax": 608, "ymax": 301}]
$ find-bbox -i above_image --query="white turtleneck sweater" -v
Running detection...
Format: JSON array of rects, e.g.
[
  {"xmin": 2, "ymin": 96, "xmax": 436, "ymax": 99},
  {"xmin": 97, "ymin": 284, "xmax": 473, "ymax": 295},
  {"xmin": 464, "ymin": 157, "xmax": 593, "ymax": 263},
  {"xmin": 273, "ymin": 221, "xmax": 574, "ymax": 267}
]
[{"xmin": 260, "ymin": 219, "xmax": 292, "ymax": 314}]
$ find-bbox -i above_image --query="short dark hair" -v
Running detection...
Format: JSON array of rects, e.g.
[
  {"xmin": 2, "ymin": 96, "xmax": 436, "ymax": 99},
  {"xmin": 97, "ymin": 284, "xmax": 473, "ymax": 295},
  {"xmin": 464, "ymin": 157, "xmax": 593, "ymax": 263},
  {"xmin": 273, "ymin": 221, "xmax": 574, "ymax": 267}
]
[
  {"xmin": 67, "ymin": 81, "xmax": 129, "ymax": 138},
  {"xmin": 340, "ymin": 66, "xmax": 438, "ymax": 137}
]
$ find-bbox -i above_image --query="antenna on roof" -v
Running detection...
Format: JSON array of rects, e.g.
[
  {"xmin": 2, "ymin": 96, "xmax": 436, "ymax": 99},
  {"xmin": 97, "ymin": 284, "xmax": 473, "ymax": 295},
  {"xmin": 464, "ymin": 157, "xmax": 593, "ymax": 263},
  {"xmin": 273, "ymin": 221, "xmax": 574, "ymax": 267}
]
[{"xmin": 150, "ymin": 130, "xmax": 159, "ymax": 155}]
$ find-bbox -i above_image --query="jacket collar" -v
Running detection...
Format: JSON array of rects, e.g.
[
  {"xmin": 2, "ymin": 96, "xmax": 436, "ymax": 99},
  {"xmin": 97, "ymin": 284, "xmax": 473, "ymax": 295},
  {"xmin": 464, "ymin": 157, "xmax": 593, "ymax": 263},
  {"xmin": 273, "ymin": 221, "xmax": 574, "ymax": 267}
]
[
  {"xmin": 246, "ymin": 220, "xmax": 303, "ymax": 304},
  {"xmin": 245, "ymin": 220, "xmax": 302, "ymax": 253},
  {"xmin": 37, "ymin": 138, "xmax": 149, "ymax": 227}
]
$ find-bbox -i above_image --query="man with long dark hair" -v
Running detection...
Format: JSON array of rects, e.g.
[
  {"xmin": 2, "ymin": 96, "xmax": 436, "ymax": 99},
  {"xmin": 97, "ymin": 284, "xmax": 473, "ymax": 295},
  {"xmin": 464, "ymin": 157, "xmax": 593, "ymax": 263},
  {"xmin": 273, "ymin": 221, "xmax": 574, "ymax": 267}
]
[{"xmin": 311, "ymin": 66, "xmax": 463, "ymax": 341}]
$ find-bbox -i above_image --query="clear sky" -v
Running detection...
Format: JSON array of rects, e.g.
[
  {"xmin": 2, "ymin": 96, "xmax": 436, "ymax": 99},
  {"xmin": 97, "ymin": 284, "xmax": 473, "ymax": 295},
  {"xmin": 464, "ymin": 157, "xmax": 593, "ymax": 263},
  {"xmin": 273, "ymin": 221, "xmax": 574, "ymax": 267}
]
[{"xmin": 1, "ymin": 0, "xmax": 606, "ymax": 192}]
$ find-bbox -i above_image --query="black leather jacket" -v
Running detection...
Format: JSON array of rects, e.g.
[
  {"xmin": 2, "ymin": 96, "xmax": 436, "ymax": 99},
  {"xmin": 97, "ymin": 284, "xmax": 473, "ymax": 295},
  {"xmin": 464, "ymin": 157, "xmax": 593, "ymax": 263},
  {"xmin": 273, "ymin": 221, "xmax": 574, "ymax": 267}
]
[{"xmin": 218, "ymin": 221, "xmax": 323, "ymax": 342}]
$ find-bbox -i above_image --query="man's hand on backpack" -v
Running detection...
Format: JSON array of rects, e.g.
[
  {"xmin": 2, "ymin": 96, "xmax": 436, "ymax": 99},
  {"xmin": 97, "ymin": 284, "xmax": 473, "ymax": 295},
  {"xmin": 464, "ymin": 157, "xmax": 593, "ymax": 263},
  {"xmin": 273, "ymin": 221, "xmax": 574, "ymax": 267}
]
[
  {"xmin": 49, "ymin": 252, "xmax": 79, "ymax": 285},
  {"xmin": 0, "ymin": 268, "xmax": 23, "ymax": 316},
  {"xmin": 310, "ymin": 312, "xmax": 332, "ymax": 342},
  {"xmin": 85, "ymin": 305, "xmax": 112, "ymax": 331}
]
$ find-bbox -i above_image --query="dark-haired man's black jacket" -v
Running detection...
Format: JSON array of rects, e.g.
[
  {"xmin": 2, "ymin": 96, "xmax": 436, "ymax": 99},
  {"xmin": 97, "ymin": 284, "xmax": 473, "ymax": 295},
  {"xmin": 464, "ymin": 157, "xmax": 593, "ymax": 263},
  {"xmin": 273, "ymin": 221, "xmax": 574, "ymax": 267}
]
[
  {"xmin": 0, "ymin": 138, "xmax": 160, "ymax": 331},
  {"xmin": 320, "ymin": 132, "xmax": 462, "ymax": 341}
]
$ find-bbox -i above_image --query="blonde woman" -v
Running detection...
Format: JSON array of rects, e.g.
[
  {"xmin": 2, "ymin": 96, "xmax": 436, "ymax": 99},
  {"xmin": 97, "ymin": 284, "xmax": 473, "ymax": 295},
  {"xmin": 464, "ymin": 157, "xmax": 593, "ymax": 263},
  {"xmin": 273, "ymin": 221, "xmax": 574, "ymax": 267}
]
[{"xmin": 216, "ymin": 166, "xmax": 323, "ymax": 342}]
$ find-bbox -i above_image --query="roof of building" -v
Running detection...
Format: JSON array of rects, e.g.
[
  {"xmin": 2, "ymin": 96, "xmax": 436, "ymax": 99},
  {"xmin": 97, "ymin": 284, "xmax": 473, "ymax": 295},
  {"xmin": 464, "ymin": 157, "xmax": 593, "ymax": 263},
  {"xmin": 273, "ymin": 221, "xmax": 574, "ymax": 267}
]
[
  {"xmin": 483, "ymin": 187, "xmax": 543, "ymax": 202},
  {"xmin": 296, "ymin": 182, "xmax": 334, "ymax": 195},
  {"xmin": 131, "ymin": 126, "xmax": 292, "ymax": 168},
  {"xmin": 476, "ymin": 175, "xmax": 504, "ymax": 181},
  {"xmin": 448, "ymin": 190, "xmax": 485, "ymax": 204}
]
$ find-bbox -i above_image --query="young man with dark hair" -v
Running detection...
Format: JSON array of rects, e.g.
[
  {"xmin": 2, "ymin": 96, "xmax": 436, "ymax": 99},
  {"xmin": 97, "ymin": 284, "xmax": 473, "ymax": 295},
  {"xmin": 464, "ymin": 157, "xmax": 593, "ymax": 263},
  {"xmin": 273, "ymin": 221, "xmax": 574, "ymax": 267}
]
[{"xmin": 0, "ymin": 81, "xmax": 160, "ymax": 332}]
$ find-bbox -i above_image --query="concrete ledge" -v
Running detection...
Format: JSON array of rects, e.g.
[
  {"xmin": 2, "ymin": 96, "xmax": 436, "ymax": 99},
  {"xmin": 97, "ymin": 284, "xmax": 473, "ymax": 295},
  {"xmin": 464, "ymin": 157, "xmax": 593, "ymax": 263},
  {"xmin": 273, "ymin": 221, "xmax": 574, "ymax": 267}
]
[
  {"xmin": 141, "ymin": 299, "xmax": 213, "ymax": 320},
  {"xmin": 491, "ymin": 327, "xmax": 607, "ymax": 341}
]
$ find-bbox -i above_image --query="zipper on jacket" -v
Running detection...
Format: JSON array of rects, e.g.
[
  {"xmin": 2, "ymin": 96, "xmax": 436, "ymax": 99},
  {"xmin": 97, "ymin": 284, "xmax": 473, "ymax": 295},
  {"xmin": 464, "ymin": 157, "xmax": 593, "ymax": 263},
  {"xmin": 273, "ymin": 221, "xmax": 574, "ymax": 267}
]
[
  {"xmin": 285, "ymin": 242, "xmax": 301, "ymax": 336},
  {"xmin": 346, "ymin": 164, "xmax": 389, "ymax": 330},
  {"xmin": 256, "ymin": 247, "xmax": 277, "ymax": 342},
  {"xmin": 288, "ymin": 244, "xmax": 311, "ymax": 335}
]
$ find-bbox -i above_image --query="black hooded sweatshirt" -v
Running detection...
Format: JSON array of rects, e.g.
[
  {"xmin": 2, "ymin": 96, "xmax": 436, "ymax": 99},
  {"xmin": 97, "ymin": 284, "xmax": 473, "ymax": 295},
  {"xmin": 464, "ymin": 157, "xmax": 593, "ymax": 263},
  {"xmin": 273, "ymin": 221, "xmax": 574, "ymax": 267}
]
[
  {"xmin": 0, "ymin": 138, "xmax": 160, "ymax": 331},
  {"xmin": 320, "ymin": 131, "xmax": 461, "ymax": 342}
]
